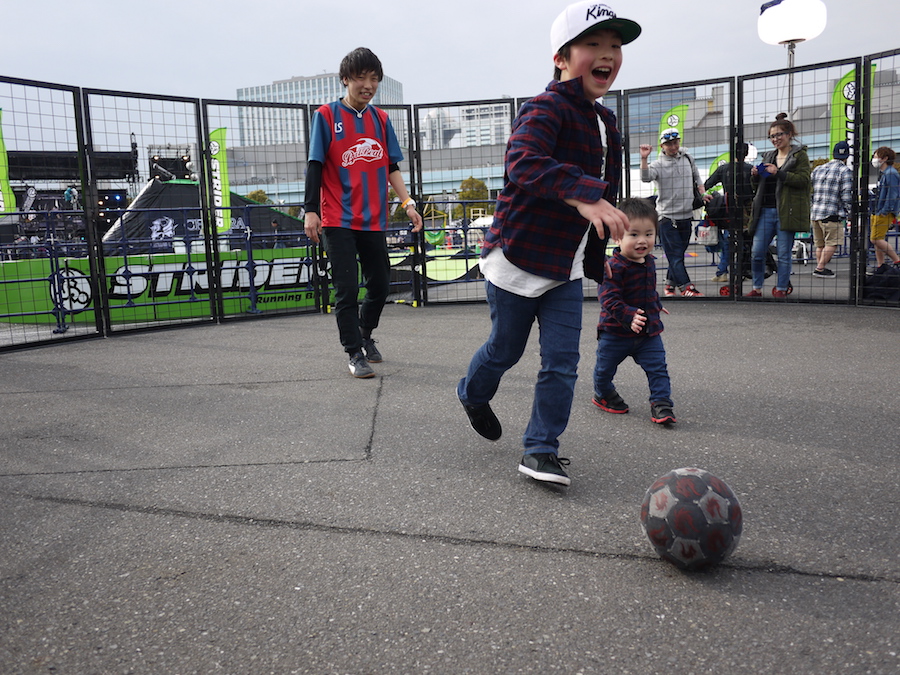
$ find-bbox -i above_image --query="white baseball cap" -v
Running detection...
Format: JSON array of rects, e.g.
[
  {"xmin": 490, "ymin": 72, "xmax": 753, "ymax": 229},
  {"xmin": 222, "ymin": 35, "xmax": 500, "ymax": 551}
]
[{"xmin": 551, "ymin": 2, "xmax": 642, "ymax": 58}]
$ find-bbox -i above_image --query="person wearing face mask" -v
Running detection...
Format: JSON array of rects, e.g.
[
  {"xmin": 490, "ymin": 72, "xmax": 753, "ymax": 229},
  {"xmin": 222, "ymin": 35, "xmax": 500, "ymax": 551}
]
[
  {"xmin": 747, "ymin": 113, "xmax": 811, "ymax": 298},
  {"xmin": 868, "ymin": 146, "xmax": 900, "ymax": 274}
]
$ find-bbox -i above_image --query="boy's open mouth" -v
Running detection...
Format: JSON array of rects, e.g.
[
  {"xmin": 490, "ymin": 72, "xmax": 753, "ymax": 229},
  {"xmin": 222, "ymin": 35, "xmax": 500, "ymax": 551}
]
[{"xmin": 592, "ymin": 67, "xmax": 611, "ymax": 82}]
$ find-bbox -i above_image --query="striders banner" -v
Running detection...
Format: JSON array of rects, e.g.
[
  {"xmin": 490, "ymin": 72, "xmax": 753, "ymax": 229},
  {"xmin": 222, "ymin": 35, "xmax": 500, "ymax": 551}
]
[{"xmin": 208, "ymin": 127, "xmax": 232, "ymax": 233}]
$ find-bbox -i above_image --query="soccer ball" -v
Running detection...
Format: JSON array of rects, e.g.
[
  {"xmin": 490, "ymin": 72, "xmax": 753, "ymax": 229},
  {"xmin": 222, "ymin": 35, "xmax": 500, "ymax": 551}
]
[{"xmin": 640, "ymin": 467, "xmax": 743, "ymax": 571}]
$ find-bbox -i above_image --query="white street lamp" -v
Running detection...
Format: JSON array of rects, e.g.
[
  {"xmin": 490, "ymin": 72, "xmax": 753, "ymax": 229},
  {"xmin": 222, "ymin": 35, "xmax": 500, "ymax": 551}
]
[{"xmin": 758, "ymin": 0, "xmax": 828, "ymax": 115}]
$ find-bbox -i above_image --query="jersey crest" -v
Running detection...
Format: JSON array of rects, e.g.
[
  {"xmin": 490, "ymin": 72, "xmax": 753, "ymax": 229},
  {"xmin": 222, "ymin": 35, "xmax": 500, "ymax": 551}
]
[{"xmin": 342, "ymin": 137, "xmax": 385, "ymax": 167}]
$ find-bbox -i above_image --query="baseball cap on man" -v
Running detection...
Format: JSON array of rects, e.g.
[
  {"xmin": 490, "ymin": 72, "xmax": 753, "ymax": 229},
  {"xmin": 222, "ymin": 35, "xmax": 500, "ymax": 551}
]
[
  {"xmin": 659, "ymin": 128, "xmax": 680, "ymax": 143},
  {"xmin": 833, "ymin": 141, "xmax": 851, "ymax": 161},
  {"xmin": 551, "ymin": 2, "xmax": 642, "ymax": 57}
]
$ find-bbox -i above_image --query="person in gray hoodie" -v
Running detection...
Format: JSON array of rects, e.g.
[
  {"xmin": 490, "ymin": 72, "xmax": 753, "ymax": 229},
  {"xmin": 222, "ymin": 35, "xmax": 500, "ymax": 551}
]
[{"xmin": 640, "ymin": 128, "xmax": 710, "ymax": 297}]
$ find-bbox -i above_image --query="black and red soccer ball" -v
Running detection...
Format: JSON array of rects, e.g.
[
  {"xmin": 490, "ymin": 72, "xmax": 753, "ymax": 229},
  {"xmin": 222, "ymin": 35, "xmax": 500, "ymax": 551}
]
[{"xmin": 640, "ymin": 467, "xmax": 743, "ymax": 571}]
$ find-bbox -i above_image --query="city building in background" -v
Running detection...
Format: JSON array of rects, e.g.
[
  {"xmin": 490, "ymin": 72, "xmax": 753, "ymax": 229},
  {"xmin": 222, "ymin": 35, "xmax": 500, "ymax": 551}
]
[{"xmin": 235, "ymin": 73, "xmax": 403, "ymax": 147}]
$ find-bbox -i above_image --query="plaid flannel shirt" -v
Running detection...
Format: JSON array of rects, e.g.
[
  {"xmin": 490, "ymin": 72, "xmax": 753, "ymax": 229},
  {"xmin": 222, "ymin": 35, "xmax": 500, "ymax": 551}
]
[
  {"xmin": 598, "ymin": 250, "xmax": 664, "ymax": 338},
  {"xmin": 809, "ymin": 159, "xmax": 853, "ymax": 221},
  {"xmin": 482, "ymin": 78, "xmax": 621, "ymax": 282}
]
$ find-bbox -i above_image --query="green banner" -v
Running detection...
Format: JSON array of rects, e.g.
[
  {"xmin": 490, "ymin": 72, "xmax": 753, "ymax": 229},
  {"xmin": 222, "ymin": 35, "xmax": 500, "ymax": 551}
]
[
  {"xmin": 209, "ymin": 128, "xmax": 232, "ymax": 232},
  {"xmin": 0, "ymin": 247, "xmax": 474, "ymax": 326},
  {"xmin": 705, "ymin": 152, "xmax": 730, "ymax": 194},
  {"xmin": 657, "ymin": 104, "xmax": 688, "ymax": 155},
  {"xmin": 0, "ymin": 249, "xmax": 318, "ymax": 325},
  {"xmin": 829, "ymin": 66, "xmax": 874, "ymax": 169},
  {"xmin": 0, "ymin": 109, "xmax": 17, "ymax": 215}
]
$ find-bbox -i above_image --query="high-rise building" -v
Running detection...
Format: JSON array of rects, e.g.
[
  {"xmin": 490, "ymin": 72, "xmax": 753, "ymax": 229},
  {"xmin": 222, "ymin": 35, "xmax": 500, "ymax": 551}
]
[
  {"xmin": 235, "ymin": 73, "xmax": 404, "ymax": 146},
  {"xmin": 237, "ymin": 73, "xmax": 403, "ymax": 107}
]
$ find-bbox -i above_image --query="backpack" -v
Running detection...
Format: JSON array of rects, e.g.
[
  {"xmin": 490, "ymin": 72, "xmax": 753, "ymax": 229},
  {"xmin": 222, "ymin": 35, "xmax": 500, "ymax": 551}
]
[
  {"xmin": 862, "ymin": 266, "xmax": 900, "ymax": 302},
  {"xmin": 704, "ymin": 193, "xmax": 729, "ymax": 226}
]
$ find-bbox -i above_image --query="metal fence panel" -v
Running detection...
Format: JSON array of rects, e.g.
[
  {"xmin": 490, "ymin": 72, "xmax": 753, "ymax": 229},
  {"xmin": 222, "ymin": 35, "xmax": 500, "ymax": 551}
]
[
  {"xmin": 200, "ymin": 100, "xmax": 322, "ymax": 319},
  {"xmin": 0, "ymin": 77, "xmax": 100, "ymax": 349},
  {"xmin": 624, "ymin": 77, "xmax": 737, "ymax": 300},
  {"xmin": 738, "ymin": 58, "xmax": 864, "ymax": 304},
  {"xmin": 82, "ymin": 88, "xmax": 216, "ymax": 332},
  {"xmin": 412, "ymin": 99, "xmax": 514, "ymax": 304},
  {"xmin": 860, "ymin": 49, "xmax": 900, "ymax": 307}
]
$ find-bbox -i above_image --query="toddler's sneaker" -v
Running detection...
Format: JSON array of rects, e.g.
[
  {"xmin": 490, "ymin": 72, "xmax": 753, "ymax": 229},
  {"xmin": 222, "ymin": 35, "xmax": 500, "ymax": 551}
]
[
  {"xmin": 592, "ymin": 391, "xmax": 629, "ymax": 414},
  {"xmin": 650, "ymin": 402, "xmax": 676, "ymax": 425}
]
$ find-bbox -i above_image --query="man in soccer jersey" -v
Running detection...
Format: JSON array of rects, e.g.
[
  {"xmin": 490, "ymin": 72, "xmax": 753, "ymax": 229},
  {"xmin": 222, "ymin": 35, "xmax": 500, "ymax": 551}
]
[{"xmin": 304, "ymin": 47, "xmax": 423, "ymax": 378}]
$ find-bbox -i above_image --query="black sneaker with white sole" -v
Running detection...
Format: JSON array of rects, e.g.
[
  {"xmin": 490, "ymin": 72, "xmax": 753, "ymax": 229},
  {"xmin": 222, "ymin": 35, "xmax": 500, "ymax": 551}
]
[
  {"xmin": 348, "ymin": 351, "xmax": 375, "ymax": 378},
  {"xmin": 518, "ymin": 452, "xmax": 571, "ymax": 486}
]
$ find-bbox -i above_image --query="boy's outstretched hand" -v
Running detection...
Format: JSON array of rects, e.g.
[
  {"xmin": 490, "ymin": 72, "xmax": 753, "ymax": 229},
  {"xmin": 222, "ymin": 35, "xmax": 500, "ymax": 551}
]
[{"xmin": 567, "ymin": 198, "xmax": 629, "ymax": 242}]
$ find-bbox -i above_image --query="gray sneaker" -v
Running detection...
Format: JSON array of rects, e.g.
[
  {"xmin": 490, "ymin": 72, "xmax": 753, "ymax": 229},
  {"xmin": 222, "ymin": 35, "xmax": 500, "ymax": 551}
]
[
  {"xmin": 361, "ymin": 337, "xmax": 382, "ymax": 363},
  {"xmin": 348, "ymin": 351, "xmax": 375, "ymax": 378}
]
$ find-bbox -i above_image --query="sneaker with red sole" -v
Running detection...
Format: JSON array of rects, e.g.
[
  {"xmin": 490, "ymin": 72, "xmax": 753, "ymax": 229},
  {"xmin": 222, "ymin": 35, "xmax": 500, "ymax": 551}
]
[
  {"xmin": 746, "ymin": 289, "xmax": 762, "ymax": 297},
  {"xmin": 650, "ymin": 402, "xmax": 676, "ymax": 425},
  {"xmin": 592, "ymin": 391, "xmax": 629, "ymax": 414},
  {"xmin": 681, "ymin": 284, "xmax": 703, "ymax": 297},
  {"xmin": 664, "ymin": 285, "xmax": 677, "ymax": 297}
]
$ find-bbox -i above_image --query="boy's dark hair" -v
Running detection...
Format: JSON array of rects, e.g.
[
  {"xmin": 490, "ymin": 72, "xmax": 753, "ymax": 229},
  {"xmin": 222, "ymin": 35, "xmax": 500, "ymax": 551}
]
[
  {"xmin": 553, "ymin": 44, "xmax": 571, "ymax": 81},
  {"xmin": 617, "ymin": 197, "xmax": 658, "ymax": 224},
  {"xmin": 339, "ymin": 47, "xmax": 384, "ymax": 84}
]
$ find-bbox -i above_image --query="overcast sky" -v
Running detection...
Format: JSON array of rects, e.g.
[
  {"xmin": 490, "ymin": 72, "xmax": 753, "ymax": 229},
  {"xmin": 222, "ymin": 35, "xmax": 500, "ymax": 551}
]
[{"xmin": 5, "ymin": 1, "xmax": 898, "ymax": 104}]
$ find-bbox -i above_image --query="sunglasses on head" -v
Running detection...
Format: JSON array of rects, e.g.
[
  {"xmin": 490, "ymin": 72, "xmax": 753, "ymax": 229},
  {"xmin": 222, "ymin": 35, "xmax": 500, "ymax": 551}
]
[{"xmin": 661, "ymin": 131, "xmax": 680, "ymax": 142}]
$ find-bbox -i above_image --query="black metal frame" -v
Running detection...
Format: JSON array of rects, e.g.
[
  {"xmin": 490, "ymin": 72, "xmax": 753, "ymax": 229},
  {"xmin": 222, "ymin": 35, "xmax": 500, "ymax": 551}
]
[{"xmin": 3, "ymin": 49, "xmax": 900, "ymax": 351}]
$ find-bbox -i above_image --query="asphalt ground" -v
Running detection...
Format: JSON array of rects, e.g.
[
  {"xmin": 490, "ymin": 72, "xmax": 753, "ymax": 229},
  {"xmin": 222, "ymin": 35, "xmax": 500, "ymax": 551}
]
[{"xmin": 1, "ymin": 300, "xmax": 898, "ymax": 674}]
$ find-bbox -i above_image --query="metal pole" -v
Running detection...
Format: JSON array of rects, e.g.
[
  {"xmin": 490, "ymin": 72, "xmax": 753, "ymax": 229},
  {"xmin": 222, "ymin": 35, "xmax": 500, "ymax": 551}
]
[{"xmin": 787, "ymin": 40, "xmax": 796, "ymax": 117}]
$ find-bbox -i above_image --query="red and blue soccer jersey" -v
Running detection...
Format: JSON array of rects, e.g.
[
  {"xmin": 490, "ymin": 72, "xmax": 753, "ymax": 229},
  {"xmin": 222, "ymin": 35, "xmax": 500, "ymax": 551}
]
[{"xmin": 308, "ymin": 101, "xmax": 403, "ymax": 231}]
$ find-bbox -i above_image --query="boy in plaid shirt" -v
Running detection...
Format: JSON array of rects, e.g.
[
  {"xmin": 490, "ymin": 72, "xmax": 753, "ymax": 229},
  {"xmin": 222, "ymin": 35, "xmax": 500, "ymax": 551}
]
[
  {"xmin": 457, "ymin": 1, "xmax": 641, "ymax": 486},
  {"xmin": 592, "ymin": 198, "xmax": 676, "ymax": 425}
]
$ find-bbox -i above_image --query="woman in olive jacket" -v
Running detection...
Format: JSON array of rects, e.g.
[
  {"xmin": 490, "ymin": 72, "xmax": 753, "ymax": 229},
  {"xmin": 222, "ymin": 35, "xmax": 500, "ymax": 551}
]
[{"xmin": 748, "ymin": 113, "xmax": 811, "ymax": 298}]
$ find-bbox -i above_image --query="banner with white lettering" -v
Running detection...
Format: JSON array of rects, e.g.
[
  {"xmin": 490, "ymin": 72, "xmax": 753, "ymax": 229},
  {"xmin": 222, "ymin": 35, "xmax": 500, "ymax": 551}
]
[{"xmin": 209, "ymin": 128, "xmax": 232, "ymax": 233}]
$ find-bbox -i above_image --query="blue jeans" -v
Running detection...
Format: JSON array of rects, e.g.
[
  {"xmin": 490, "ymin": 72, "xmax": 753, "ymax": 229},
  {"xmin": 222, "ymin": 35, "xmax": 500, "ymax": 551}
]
[
  {"xmin": 321, "ymin": 227, "xmax": 390, "ymax": 353},
  {"xmin": 457, "ymin": 279, "xmax": 583, "ymax": 455},
  {"xmin": 593, "ymin": 332, "xmax": 672, "ymax": 406},
  {"xmin": 658, "ymin": 217, "xmax": 693, "ymax": 287},
  {"xmin": 712, "ymin": 229, "xmax": 729, "ymax": 275},
  {"xmin": 751, "ymin": 207, "xmax": 794, "ymax": 291}
]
